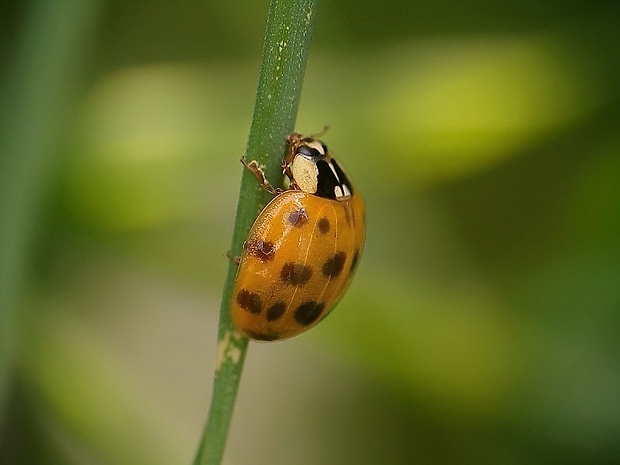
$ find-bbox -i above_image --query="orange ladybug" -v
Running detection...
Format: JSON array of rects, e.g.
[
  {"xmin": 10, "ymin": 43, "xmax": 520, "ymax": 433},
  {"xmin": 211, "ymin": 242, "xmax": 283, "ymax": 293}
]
[{"xmin": 231, "ymin": 132, "xmax": 365, "ymax": 341}]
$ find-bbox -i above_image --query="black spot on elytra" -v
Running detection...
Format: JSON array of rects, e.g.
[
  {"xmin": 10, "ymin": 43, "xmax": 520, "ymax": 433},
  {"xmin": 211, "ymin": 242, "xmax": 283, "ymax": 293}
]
[
  {"xmin": 266, "ymin": 302, "xmax": 286, "ymax": 321},
  {"xmin": 281, "ymin": 262, "xmax": 313, "ymax": 285},
  {"xmin": 322, "ymin": 251, "xmax": 347, "ymax": 278},
  {"xmin": 236, "ymin": 289, "xmax": 262, "ymax": 314},
  {"xmin": 245, "ymin": 239, "xmax": 275, "ymax": 261},
  {"xmin": 318, "ymin": 217, "xmax": 330, "ymax": 234},
  {"xmin": 294, "ymin": 301, "xmax": 326, "ymax": 326},
  {"xmin": 287, "ymin": 207, "xmax": 309, "ymax": 227}
]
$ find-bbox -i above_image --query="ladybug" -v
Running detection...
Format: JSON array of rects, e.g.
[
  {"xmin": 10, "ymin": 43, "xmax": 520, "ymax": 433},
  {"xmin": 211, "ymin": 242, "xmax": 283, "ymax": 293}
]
[{"xmin": 230, "ymin": 132, "xmax": 366, "ymax": 341}]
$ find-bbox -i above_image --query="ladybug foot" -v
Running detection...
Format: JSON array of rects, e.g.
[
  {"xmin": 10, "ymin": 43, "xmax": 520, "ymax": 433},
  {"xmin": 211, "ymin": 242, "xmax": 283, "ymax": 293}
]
[
  {"xmin": 240, "ymin": 157, "xmax": 279, "ymax": 195},
  {"xmin": 224, "ymin": 250, "xmax": 241, "ymax": 265}
]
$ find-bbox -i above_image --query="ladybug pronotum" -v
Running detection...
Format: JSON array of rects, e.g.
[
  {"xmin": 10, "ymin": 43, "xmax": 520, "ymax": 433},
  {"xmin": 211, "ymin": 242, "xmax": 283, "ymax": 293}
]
[{"xmin": 231, "ymin": 132, "xmax": 366, "ymax": 341}]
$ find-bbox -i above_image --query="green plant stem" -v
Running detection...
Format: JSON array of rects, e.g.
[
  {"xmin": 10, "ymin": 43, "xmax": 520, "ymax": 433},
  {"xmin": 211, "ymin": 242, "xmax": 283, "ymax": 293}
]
[{"xmin": 191, "ymin": 1, "xmax": 320, "ymax": 464}]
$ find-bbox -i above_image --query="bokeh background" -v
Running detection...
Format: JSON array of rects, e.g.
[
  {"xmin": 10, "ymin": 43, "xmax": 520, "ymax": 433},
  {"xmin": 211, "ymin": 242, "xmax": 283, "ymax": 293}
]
[{"xmin": 1, "ymin": 1, "xmax": 620, "ymax": 464}]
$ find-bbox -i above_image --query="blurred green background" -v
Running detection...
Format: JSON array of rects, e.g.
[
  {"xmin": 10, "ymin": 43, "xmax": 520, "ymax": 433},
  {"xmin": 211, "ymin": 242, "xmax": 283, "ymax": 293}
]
[{"xmin": 1, "ymin": 1, "xmax": 620, "ymax": 464}]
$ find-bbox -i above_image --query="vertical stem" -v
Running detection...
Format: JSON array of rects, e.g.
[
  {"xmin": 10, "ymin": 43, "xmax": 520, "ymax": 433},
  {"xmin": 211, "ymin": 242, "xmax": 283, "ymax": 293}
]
[{"xmin": 192, "ymin": 1, "xmax": 320, "ymax": 464}]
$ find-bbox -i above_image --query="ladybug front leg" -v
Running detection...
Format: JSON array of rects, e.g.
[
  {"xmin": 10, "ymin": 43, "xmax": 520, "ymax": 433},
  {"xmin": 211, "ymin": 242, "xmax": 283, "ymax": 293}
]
[{"xmin": 240, "ymin": 157, "xmax": 283, "ymax": 195}]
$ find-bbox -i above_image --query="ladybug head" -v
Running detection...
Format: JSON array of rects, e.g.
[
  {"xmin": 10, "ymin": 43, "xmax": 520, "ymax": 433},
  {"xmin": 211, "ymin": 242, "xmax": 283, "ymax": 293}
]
[{"xmin": 285, "ymin": 133, "xmax": 353, "ymax": 201}]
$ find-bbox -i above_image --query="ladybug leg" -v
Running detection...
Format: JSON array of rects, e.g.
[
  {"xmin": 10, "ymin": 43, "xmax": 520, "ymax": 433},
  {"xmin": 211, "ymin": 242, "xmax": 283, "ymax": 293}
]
[
  {"xmin": 281, "ymin": 157, "xmax": 295, "ymax": 185},
  {"xmin": 224, "ymin": 250, "xmax": 241, "ymax": 265},
  {"xmin": 240, "ymin": 157, "xmax": 281, "ymax": 195}
]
